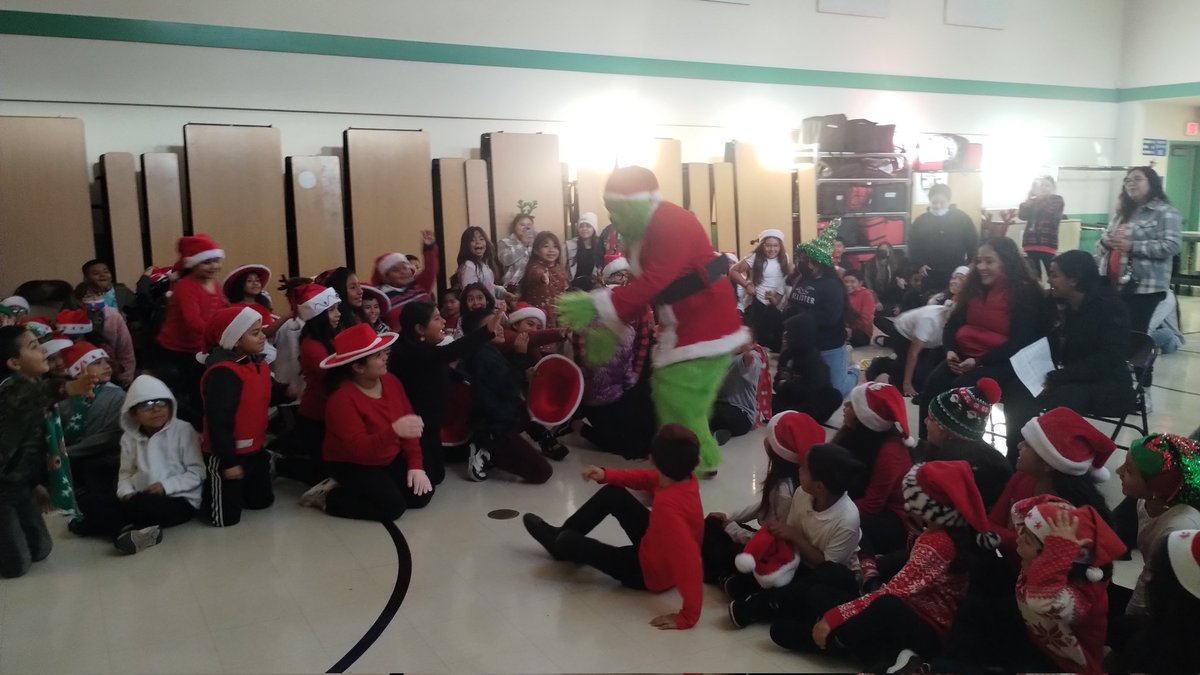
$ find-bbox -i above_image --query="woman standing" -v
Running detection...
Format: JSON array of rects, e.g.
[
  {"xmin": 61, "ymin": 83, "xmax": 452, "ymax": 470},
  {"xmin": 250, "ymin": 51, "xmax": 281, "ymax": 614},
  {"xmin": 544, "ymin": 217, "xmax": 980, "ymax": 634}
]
[
  {"xmin": 1018, "ymin": 175, "xmax": 1065, "ymax": 280},
  {"xmin": 566, "ymin": 212, "xmax": 605, "ymax": 291},
  {"xmin": 1097, "ymin": 166, "xmax": 1182, "ymax": 332}
]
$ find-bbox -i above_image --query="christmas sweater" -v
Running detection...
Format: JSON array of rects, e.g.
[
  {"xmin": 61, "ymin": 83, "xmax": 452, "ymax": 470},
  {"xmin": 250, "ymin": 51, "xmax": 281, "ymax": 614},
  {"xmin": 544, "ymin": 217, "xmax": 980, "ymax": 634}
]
[
  {"xmin": 823, "ymin": 528, "xmax": 968, "ymax": 639},
  {"xmin": 1016, "ymin": 536, "xmax": 1108, "ymax": 675}
]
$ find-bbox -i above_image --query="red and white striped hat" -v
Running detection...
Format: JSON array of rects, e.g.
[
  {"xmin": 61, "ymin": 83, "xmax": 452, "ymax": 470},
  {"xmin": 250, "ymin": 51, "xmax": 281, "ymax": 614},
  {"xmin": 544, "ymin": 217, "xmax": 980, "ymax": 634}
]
[
  {"xmin": 1021, "ymin": 407, "xmax": 1117, "ymax": 482},
  {"xmin": 507, "ymin": 302, "xmax": 546, "ymax": 327},
  {"xmin": 288, "ymin": 283, "xmax": 340, "ymax": 322},
  {"xmin": 61, "ymin": 341, "xmax": 108, "ymax": 377},
  {"xmin": 56, "ymin": 309, "xmax": 93, "ymax": 335},
  {"xmin": 849, "ymin": 382, "xmax": 915, "ymax": 447},
  {"xmin": 765, "ymin": 411, "xmax": 826, "ymax": 465}
]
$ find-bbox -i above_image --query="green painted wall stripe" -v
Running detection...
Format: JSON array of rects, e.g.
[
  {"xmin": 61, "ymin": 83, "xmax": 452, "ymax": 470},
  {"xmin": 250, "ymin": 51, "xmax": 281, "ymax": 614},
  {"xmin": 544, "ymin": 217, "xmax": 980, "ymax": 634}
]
[
  {"xmin": 1118, "ymin": 81, "xmax": 1200, "ymax": 102},
  {"xmin": 0, "ymin": 10, "xmax": 1125, "ymax": 103}
]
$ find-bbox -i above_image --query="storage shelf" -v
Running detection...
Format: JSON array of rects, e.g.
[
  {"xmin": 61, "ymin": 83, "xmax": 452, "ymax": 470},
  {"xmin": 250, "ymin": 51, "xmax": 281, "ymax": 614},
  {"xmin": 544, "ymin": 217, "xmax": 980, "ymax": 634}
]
[
  {"xmin": 816, "ymin": 177, "xmax": 910, "ymax": 183},
  {"xmin": 818, "ymin": 211, "xmax": 910, "ymax": 218},
  {"xmin": 844, "ymin": 244, "xmax": 907, "ymax": 254},
  {"xmin": 819, "ymin": 152, "xmax": 907, "ymax": 158}
]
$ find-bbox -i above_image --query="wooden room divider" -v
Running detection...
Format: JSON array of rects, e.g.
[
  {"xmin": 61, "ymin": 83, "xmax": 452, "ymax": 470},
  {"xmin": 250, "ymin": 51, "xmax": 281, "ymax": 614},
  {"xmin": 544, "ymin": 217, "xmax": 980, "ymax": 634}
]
[
  {"xmin": 99, "ymin": 152, "xmax": 145, "ymax": 283},
  {"xmin": 684, "ymin": 163, "xmax": 713, "ymax": 245},
  {"xmin": 711, "ymin": 162, "xmax": 738, "ymax": 256},
  {"xmin": 184, "ymin": 124, "xmax": 288, "ymax": 283},
  {"xmin": 286, "ymin": 155, "xmax": 347, "ymax": 277},
  {"xmin": 0, "ymin": 117, "xmax": 93, "ymax": 292},
  {"xmin": 482, "ymin": 132, "xmax": 565, "ymax": 241},
  {"xmin": 726, "ymin": 141, "xmax": 795, "ymax": 257},
  {"xmin": 343, "ymin": 129, "xmax": 434, "ymax": 275},
  {"xmin": 433, "ymin": 158, "xmax": 469, "ymax": 288},
  {"xmin": 141, "ymin": 152, "xmax": 186, "ymax": 266}
]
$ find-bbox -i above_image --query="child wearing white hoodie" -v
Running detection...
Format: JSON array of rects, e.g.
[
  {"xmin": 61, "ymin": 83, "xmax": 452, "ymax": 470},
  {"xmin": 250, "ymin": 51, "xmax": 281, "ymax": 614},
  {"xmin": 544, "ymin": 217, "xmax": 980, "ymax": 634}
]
[{"xmin": 70, "ymin": 375, "xmax": 204, "ymax": 554}]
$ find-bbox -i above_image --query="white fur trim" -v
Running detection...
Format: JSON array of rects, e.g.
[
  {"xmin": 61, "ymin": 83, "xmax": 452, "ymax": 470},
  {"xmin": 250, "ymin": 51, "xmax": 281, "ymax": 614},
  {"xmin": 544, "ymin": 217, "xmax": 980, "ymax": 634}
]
[
  {"xmin": 952, "ymin": 266, "xmax": 970, "ymax": 277},
  {"xmin": 602, "ymin": 257, "xmax": 631, "ymax": 279},
  {"xmin": 578, "ymin": 212, "xmax": 598, "ymax": 228},
  {"xmin": 589, "ymin": 287, "xmax": 627, "ymax": 336},
  {"xmin": 43, "ymin": 338, "xmax": 73, "ymax": 357},
  {"xmin": 183, "ymin": 248, "xmax": 225, "ymax": 268},
  {"xmin": 67, "ymin": 348, "xmax": 108, "ymax": 377},
  {"xmin": 734, "ymin": 552, "xmax": 756, "ymax": 574},
  {"xmin": 757, "ymin": 229, "xmax": 786, "ymax": 245},
  {"xmin": 651, "ymin": 324, "xmax": 750, "ymax": 369},
  {"xmin": 376, "ymin": 253, "xmax": 411, "ymax": 276},
  {"xmin": 298, "ymin": 286, "xmax": 341, "ymax": 321},
  {"xmin": 2, "ymin": 296, "xmax": 29, "ymax": 312},
  {"xmin": 1023, "ymin": 507, "xmax": 1051, "ymax": 543},
  {"xmin": 754, "ymin": 556, "xmax": 800, "ymax": 588},
  {"xmin": 849, "ymin": 383, "xmax": 891, "ymax": 433},
  {"xmin": 508, "ymin": 306, "xmax": 547, "ymax": 327},
  {"xmin": 1090, "ymin": 466, "xmax": 1112, "ymax": 482},
  {"xmin": 1168, "ymin": 531, "xmax": 1200, "ymax": 600},
  {"xmin": 765, "ymin": 412, "xmax": 800, "ymax": 464},
  {"xmin": 220, "ymin": 306, "xmax": 264, "ymax": 350},
  {"xmin": 58, "ymin": 322, "xmax": 92, "ymax": 335},
  {"xmin": 1021, "ymin": 417, "xmax": 1092, "ymax": 477}
]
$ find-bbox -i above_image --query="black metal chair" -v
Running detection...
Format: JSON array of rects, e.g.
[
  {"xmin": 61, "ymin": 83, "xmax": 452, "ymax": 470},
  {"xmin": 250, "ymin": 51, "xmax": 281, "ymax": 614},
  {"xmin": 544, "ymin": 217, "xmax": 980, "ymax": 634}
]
[{"xmin": 1080, "ymin": 331, "xmax": 1157, "ymax": 448}]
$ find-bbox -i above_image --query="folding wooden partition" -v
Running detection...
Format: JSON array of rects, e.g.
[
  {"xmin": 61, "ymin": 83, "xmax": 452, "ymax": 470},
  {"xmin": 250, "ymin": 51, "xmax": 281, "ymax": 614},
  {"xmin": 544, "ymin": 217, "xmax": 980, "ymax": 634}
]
[
  {"xmin": 141, "ymin": 152, "xmax": 186, "ymax": 266},
  {"xmin": 684, "ymin": 163, "xmax": 713, "ymax": 244},
  {"xmin": 99, "ymin": 152, "xmax": 145, "ymax": 282},
  {"xmin": 575, "ymin": 168, "xmax": 610, "ymax": 234},
  {"xmin": 184, "ymin": 124, "xmax": 288, "ymax": 281},
  {"xmin": 650, "ymin": 138, "xmax": 684, "ymax": 206},
  {"xmin": 726, "ymin": 141, "xmax": 795, "ymax": 257},
  {"xmin": 0, "ymin": 117, "xmax": 93, "ymax": 291},
  {"xmin": 710, "ymin": 162, "xmax": 738, "ymax": 256},
  {"xmin": 343, "ymin": 129, "xmax": 434, "ymax": 273},
  {"xmin": 286, "ymin": 155, "xmax": 346, "ymax": 276},
  {"xmin": 433, "ymin": 158, "xmax": 469, "ymax": 287},
  {"xmin": 464, "ymin": 159, "xmax": 491, "ymax": 231},
  {"xmin": 796, "ymin": 163, "xmax": 819, "ymax": 244},
  {"xmin": 482, "ymin": 132, "xmax": 565, "ymax": 241}
]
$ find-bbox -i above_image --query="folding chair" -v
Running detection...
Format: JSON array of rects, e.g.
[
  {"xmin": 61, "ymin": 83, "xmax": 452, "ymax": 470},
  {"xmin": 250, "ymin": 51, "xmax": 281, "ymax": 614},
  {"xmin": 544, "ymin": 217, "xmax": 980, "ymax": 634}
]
[{"xmin": 1080, "ymin": 331, "xmax": 1156, "ymax": 449}]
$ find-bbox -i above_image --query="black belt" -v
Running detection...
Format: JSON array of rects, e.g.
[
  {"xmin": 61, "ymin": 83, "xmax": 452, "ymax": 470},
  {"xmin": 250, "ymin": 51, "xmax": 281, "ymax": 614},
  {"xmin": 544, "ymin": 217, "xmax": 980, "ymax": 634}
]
[{"xmin": 653, "ymin": 255, "xmax": 734, "ymax": 306}]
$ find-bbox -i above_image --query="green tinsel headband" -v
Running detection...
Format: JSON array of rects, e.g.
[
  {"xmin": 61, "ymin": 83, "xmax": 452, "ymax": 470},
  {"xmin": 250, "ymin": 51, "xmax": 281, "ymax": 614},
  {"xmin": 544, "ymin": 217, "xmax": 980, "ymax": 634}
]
[{"xmin": 1131, "ymin": 434, "xmax": 1200, "ymax": 508}]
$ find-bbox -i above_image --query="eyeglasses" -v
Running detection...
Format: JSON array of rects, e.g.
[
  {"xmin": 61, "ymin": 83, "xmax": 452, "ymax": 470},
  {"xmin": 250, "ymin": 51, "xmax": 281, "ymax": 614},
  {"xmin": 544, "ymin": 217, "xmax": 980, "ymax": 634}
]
[
  {"xmin": 133, "ymin": 399, "xmax": 171, "ymax": 412},
  {"xmin": 1123, "ymin": 176, "xmax": 1148, "ymax": 184}
]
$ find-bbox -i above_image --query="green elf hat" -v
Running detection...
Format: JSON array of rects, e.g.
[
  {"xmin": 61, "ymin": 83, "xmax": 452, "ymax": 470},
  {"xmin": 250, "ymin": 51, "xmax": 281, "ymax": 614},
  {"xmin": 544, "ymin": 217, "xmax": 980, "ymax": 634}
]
[
  {"xmin": 1130, "ymin": 433, "xmax": 1200, "ymax": 508},
  {"xmin": 796, "ymin": 218, "xmax": 841, "ymax": 268}
]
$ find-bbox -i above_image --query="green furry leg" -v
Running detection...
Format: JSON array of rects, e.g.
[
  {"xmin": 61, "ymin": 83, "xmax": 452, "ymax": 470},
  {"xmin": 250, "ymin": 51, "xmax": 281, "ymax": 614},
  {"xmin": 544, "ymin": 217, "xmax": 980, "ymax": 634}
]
[{"xmin": 651, "ymin": 355, "xmax": 732, "ymax": 473}]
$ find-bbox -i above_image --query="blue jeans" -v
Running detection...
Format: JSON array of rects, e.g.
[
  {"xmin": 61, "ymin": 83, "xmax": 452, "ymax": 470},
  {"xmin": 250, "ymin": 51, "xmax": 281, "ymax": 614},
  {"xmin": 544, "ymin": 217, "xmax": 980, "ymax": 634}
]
[{"xmin": 820, "ymin": 346, "xmax": 858, "ymax": 399}]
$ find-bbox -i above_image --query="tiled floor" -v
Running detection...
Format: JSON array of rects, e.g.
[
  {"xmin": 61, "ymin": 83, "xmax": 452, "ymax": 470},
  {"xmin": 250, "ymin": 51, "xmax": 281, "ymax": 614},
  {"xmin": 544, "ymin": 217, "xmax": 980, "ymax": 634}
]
[{"xmin": 1, "ymin": 296, "xmax": 1197, "ymax": 673}]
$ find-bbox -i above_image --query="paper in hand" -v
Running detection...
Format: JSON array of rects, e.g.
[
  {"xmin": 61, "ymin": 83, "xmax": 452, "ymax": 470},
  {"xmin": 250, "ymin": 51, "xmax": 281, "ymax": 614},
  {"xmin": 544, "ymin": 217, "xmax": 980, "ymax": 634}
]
[{"xmin": 1010, "ymin": 337, "xmax": 1056, "ymax": 398}]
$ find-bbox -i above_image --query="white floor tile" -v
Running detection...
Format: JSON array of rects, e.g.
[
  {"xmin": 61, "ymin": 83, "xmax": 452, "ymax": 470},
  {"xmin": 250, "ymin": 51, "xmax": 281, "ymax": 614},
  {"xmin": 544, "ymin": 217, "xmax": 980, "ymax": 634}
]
[{"xmin": 210, "ymin": 615, "xmax": 330, "ymax": 673}]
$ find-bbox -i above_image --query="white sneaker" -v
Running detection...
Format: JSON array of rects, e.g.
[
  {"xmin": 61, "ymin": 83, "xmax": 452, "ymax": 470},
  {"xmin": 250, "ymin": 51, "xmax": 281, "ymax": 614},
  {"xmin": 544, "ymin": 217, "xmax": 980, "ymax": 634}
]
[
  {"xmin": 115, "ymin": 525, "xmax": 162, "ymax": 555},
  {"xmin": 299, "ymin": 477, "xmax": 337, "ymax": 509},
  {"xmin": 467, "ymin": 444, "xmax": 491, "ymax": 482},
  {"xmin": 1143, "ymin": 389, "xmax": 1154, "ymax": 413}
]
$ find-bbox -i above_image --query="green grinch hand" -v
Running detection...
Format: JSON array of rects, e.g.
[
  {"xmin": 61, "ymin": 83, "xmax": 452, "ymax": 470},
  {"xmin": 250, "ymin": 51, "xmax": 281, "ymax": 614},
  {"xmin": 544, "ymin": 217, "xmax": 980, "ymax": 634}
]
[
  {"xmin": 555, "ymin": 291, "xmax": 598, "ymax": 330},
  {"xmin": 580, "ymin": 327, "xmax": 619, "ymax": 366}
]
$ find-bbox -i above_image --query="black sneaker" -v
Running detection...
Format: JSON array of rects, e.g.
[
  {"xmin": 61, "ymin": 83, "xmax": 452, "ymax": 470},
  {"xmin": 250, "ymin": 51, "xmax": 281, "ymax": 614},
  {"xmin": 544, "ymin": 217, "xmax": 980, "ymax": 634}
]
[
  {"xmin": 713, "ymin": 429, "xmax": 732, "ymax": 446},
  {"xmin": 114, "ymin": 525, "xmax": 163, "ymax": 555},
  {"xmin": 67, "ymin": 518, "xmax": 89, "ymax": 537},
  {"xmin": 727, "ymin": 592, "xmax": 773, "ymax": 628},
  {"xmin": 540, "ymin": 438, "xmax": 569, "ymax": 461},
  {"xmin": 522, "ymin": 513, "xmax": 564, "ymax": 560}
]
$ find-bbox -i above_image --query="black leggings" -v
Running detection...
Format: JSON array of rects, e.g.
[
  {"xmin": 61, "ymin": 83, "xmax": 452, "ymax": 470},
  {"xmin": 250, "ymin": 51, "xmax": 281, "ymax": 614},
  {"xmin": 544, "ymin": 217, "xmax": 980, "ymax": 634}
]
[
  {"xmin": 859, "ymin": 510, "xmax": 908, "ymax": 556},
  {"xmin": 828, "ymin": 595, "xmax": 942, "ymax": 664},
  {"xmin": 325, "ymin": 456, "xmax": 433, "ymax": 521},
  {"xmin": 1026, "ymin": 251, "xmax": 1053, "ymax": 280},
  {"xmin": 75, "ymin": 491, "xmax": 196, "ymax": 536},
  {"xmin": 746, "ymin": 299, "xmax": 783, "ymax": 352},
  {"xmin": 709, "ymin": 401, "xmax": 754, "ymax": 438},
  {"xmin": 1122, "ymin": 291, "xmax": 1166, "ymax": 333},
  {"xmin": 558, "ymin": 484, "xmax": 650, "ymax": 589}
]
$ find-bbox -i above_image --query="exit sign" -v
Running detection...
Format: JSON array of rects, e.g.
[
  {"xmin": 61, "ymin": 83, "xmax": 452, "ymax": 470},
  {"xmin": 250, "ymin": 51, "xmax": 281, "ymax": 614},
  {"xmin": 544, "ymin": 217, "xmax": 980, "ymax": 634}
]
[{"xmin": 1188, "ymin": 122, "xmax": 1200, "ymax": 136}]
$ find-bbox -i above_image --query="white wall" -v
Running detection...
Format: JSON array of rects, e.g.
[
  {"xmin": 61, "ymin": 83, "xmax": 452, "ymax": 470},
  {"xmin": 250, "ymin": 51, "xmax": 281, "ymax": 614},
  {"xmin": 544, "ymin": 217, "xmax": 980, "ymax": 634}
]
[
  {"xmin": 0, "ymin": 0, "xmax": 1130, "ymax": 213},
  {"xmin": 1120, "ymin": 0, "xmax": 1200, "ymax": 88}
]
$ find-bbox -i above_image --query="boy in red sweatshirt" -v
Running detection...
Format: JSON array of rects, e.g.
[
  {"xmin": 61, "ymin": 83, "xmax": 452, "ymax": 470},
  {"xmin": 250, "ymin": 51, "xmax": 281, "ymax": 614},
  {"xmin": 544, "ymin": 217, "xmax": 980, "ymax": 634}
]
[
  {"xmin": 199, "ymin": 306, "xmax": 293, "ymax": 527},
  {"xmin": 522, "ymin": 424, "xmax": 705, "ymax": 629}
]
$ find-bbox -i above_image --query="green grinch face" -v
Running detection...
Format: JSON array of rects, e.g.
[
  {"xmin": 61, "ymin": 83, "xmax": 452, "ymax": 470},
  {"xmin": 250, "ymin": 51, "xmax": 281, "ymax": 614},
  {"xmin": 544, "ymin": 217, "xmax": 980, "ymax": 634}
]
[{"xmin": 604, "ymin": 197, "xmax": 655, "ymax": 242}]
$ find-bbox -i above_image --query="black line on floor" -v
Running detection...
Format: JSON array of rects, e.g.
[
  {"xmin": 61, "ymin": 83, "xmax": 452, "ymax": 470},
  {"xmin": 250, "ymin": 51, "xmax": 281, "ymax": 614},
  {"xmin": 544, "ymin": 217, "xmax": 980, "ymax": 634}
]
[
  {"xmin": 327, "ymin": 520, "xmax": 412, "ymax": 673},
  {"xmin": 1151, "ymin": 384, "xmax": 1200, "ymax": 397}
]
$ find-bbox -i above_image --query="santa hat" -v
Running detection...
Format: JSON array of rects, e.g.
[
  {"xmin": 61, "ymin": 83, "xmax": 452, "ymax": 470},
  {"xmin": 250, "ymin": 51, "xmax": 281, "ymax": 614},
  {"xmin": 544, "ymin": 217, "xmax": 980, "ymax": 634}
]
[
  {"xmin": 902, "ymin": 461, "xmax": 991, "ymax": 534},
  {"xmin": 146, "ymin": 266, "xmax": 174, "ymax": 285},
  {"xmin": 1128, "ymin": 434, "xmax": 1200, "ymax": 509},
  {"xmin": 952, "ymin": 265, "xmax": 970, "ymax": 278},
  {"xmin": 55, "ymin": 309, "xmax": 93, "ymax": 335},
  {"xmin": 603, "ymin": 166, "xmax": 661, "ymax": 204},
  {"xmin": 756, "ymin": 228, "xmax": 786, "ymax": 245},
  {"xmin": 507, "ymin": 302, "xmax": 546, "ymax": 327},
  {"xmin": 797, "ymin": 218, "xmax": 840, "ymax": 268},
  {"xmin": 319, "ymin": 323, "xmax": 398, "ymax": 369},
  {"xmin": 176, "ymin": 234, "xmax": 224, "ymax": 269},
  {"xmin": 1167, "ymin": 530, "xmax": 1200, "ymax": 600},
  {"xmin": 371, "ymin": 252, "xmax": 415, "ymax": 286},
  {"xmin": 359, "ymin": 284, "xmax": 392, "ymax": 314},
  {"xmin": 602, "ymin": 255, "xmax": 631, "ymax": 281},
  {"xmin": 202, "ymin": 306, "xmax": 263, "ymax": 352},
  {"xmin": 43, "ymin": 336, "xmax": 74, "ymax": 358},
  {"xmin": 288, "ymin": 283, "xmax": 340, "ymax": 322},
  {"xmin": 1013, "ymin": 495, "xmax": 1127, "ymax": 582},
  {"xmin": 2, "ymin": 296, "xmax": 30, "ymax": 313},
  {"xmin": 19, "ymin": 317, "xmax": 54, "ymax": 342},
  {"xmin": 578, "ymin": 212, "xmax": 598, "ymax": 228},
  {"xmin": 766, "ymin": 411, "xmax": 825, "ymax": 464},
  {"xmin": 1021, "ymin": 407, "xmax": 1117, "ymax": 482},
  {"xmin": 734, "ymin": 529, "xmax": 799, "ymax": 588},
  {"xmin": 527, "ymin": 354, "xmax": 584, "ymax": 427},
  {"xmin": 849, "ymin": 382, "xmax": 915, "ymax": 447},
  {"xmin": 61, "ymin": 341, "xmax": 108, "ymax": 377},
  {"xmin": 222, "ymin": 264, "xmax": 271, "ymax": 299},
  {"xmin": 930, "ymin": 377, "xmax": 1003, "ymax": 442}
]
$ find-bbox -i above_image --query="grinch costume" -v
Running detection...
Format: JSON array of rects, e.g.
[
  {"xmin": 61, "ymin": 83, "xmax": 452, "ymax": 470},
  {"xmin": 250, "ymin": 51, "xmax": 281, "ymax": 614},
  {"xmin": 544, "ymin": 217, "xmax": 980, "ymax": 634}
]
[{"xmin": 557, "ymin": 166, "xmax": 747, "ymax": 471}]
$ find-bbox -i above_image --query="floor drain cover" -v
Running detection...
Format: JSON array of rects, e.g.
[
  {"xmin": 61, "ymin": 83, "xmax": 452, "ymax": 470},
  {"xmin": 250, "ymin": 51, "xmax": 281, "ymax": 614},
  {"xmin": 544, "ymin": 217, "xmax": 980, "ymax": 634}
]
[{"xmin": 488, "ymin": 509, "xmax": 520, "ymax": 520}]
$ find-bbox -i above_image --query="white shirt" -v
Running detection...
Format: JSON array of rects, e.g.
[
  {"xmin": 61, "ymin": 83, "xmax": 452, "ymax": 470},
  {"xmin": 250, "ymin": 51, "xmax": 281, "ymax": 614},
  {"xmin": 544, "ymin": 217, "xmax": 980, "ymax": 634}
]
[
  {"xmin": 724, "ymin": 480, "xmax": 797, "ymax": 545},
  {"xmin": 742, "ymin": 254, "xmax": 787, "ymax": 306},
  {"xmin": 786, "ymin": 490, "xmax": 862, "ymax": 570},
  {"xmin": 893, "ymin": 304, "xmax": 951, "ymax": 347},
  {"xmin": 1129, "ymin": 500, "xmax": 1200, "ymax": 614}
]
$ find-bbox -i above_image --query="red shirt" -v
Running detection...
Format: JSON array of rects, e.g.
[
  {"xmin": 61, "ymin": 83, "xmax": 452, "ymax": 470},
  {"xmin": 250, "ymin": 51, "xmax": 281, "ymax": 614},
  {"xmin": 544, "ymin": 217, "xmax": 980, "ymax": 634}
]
[
  {"xmin": 847, "ymin": 287, "xmax": 877, "ymax": 338},
  {"xmin": 601, "ymin": 468, "xmax": 704, "ymax": 629},
  {"xmin": 322, "ymin": 374, "xmax": 423, "ymax": 469},
  {"xmin": 989, "ymin": 472, "xmax": 1039, "ymax": 555},
  {"xmin": 298, "ymin": 338, "xmax": 332, "ymax": 421},
  {"xmin": 955, "ymin": 282, "xmax": 1011, "ymax": 359},
  {"xmin": 157, "ymin": 275, "xmax": 229, "ymax": 353},
  {"xmin": 854, "ymin": 437, "xmax": 912, "ymax": 523}
]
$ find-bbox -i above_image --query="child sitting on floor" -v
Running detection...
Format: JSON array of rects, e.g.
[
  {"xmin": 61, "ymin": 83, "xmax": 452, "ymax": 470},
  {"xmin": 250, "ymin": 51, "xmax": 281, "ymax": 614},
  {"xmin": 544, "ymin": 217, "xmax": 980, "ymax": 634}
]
[
  {"xmin": 772, "ymin": 314, "xmax": 843, "ymax": 423},
  {"xmin": 371, "ymin": 230, "xmax": 439, "ymax": 326},
  {"xmin": 439, "ymin": 288, "xmax": 462, "ymax": 340},
  {"xmin": 522, "ymin": 424, "xmax": 705, "ymax": 630},
  {"xmin": 709, "ymin": 341, "xmax": 770, "ymax": 446},
  {"xmin": 56, "ymin": 342, "xmax": 125, "ymax": 457},
  {"xmin": 70, "ymin": 375, "xmax": 204, "ymax": 554}
]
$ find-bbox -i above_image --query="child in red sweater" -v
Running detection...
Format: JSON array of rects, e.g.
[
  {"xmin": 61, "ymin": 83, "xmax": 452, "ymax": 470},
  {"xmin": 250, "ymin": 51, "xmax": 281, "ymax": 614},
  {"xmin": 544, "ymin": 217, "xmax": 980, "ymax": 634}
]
[
  {"xmin": 199, "ymin": 306, "xmax": 293, "ymax": 527},
  {"xmin": 522, "ymin": 424, "xmax": 705, "ymax": 629},
  {"xmin": 299, "ymin": 324, "xmax": 432, "ymax": 520},
  {"xmin": 842, "ymin": 270, "xmax": 877, "ymax": 348}
]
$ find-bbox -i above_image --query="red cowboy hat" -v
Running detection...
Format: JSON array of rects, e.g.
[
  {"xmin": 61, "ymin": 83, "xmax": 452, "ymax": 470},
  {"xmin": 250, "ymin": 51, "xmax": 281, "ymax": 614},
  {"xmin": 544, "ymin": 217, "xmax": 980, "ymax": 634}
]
[
  {"xmin": 319, "ymin": 323, "xmax": 398, "ymax": 369},
  {"xmin": 527, "ymin": 354, "xmax": 584, "ymax": 427},
  {"xmin": 359, "ymin": 284, "xmax": 392, "ymax": 314},
  {"xmin": 222, "ymin": 264, "xmax": 272, "ymax": 299}
]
